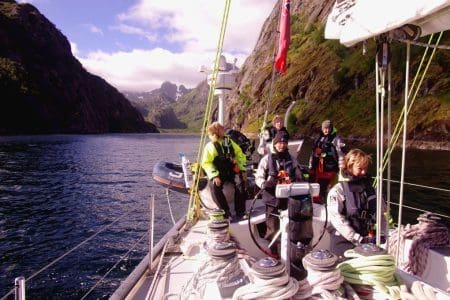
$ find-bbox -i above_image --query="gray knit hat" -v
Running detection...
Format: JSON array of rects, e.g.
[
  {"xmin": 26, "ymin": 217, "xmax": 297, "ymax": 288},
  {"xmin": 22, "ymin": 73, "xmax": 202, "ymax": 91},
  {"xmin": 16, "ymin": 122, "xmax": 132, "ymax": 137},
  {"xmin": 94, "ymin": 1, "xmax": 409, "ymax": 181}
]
[{"xmin": 322, "ymin": 120, "xmax": 332, "ymax": 130}]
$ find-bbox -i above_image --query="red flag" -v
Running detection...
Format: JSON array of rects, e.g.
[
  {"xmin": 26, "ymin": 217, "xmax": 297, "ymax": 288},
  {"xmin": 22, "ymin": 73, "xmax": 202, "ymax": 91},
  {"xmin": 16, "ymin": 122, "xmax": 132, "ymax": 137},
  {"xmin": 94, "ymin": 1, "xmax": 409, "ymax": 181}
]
[{"xmin": 274, "ymin": 0, "xmax": 290, "ymax": 74}]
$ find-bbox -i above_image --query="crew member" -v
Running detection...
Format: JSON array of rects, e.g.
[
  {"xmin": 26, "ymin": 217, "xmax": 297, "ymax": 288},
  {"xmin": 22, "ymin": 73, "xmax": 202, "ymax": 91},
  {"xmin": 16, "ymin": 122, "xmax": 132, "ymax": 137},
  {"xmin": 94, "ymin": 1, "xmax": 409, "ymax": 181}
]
[
  {"xmin": 255, "ymin": 131, "xmax": 302, "ymax": 254},
  {"xmin": 327, "ymin": 149, "xmax": 387, "ymax": 256},
  {"xmin": 201, "ymin": 122, "xmax": 247, "ymax": 219},
  {"xmin": 257, "ymin": 115, "xmax": 290, "ymax": 156},
  {"xmin": 309, "ymin": 119, "xmax": 345, "ymax": 203}
]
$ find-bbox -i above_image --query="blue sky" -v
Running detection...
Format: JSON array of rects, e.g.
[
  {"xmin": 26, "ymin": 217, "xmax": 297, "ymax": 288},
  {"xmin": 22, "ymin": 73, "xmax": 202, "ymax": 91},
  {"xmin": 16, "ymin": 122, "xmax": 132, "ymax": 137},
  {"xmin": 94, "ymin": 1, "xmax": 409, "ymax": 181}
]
[{"xmin": 20, "ymin": 0, "xmax": 277, "ymax": 92}]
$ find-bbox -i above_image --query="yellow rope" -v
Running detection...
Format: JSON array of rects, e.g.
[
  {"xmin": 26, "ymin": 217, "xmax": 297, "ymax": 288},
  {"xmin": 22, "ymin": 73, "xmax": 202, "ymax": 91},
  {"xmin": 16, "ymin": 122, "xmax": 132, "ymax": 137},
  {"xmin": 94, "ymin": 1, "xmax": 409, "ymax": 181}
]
[
  {"xmin": 186, "ymin": 0, "xmax": 232, "ymax": 224},
  {"xmin": 338, "ymin": 250, "xmax": 401, "ymax": 299}
]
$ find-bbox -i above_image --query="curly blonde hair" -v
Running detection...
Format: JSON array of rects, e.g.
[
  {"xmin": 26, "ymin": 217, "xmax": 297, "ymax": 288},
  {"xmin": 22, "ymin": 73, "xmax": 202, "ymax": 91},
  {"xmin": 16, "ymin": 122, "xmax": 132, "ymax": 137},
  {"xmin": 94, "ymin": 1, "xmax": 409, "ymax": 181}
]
[{"xmin": 344, "ymin": 149, "xmax": 372, "ymax": 171}]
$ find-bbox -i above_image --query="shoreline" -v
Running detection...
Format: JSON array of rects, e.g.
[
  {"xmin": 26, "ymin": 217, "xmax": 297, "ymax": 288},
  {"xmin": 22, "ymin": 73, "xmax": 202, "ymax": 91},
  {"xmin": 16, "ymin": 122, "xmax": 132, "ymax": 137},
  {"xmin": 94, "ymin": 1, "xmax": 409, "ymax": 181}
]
[{"xmin": 243, "ymin": 132, "xmax": 450, "ymax": 151}]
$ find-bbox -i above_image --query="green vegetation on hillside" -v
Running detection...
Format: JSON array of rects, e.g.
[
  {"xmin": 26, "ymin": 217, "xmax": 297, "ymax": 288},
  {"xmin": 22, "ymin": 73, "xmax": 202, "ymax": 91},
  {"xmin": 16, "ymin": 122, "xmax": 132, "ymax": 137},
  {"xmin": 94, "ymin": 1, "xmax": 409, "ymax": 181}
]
[{"xmin": 225, "ymin": 15, "xmax": 450, "ymax": 143}]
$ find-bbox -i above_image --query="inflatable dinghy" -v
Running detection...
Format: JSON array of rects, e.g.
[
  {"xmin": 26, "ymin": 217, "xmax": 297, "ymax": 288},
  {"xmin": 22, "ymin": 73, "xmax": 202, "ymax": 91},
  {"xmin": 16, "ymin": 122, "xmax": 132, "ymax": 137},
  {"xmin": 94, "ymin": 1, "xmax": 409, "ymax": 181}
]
[{"xmin": 152, "ymin": 161, "xmax": 207, "ymax": 194}]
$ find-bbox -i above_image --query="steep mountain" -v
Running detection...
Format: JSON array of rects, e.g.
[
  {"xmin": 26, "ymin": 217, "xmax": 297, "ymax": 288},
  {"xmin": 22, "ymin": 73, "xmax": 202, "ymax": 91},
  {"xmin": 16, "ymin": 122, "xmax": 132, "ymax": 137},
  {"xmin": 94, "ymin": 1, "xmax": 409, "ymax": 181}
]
[
  {"xmin": 125, "ymin": 81, "xmax": 191, "ymax": 129},
  {"xmin": 225, "ymin": 0, "xmax": 449, "ymax": 144},
  {"xmin": 0, "ymin": 0, "xmax": 157, "ymax": 134},
  {"xmin": 173, "ymin": 80, "xmax": 211, "ymax": 132}
]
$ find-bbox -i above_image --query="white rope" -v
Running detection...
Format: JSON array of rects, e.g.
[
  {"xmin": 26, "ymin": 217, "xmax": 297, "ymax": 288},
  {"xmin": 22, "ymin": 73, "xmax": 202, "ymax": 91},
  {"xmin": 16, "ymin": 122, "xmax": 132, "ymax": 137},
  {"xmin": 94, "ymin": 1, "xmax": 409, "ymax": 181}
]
[
  {"xmin": 180, "ymin": 254, "xmax": 243, "ymax": 299},
  {"xmin": 165, "ymin": 188, "xmax": 177, "ymax": 225},
  {"xmin": 411, "ymin": 280, "xmax": 438, "ymax": 300},
  {"xmin": 207, "ymin": 228, "xmax": 230, "ymax": 242},
  {"xmin": 146, "ymin": 240, "xmax": 170, "ymax": 300},
  {"xmin": 232, "ymin": 272, "xmax": 299, "ymax": 300},
  {"xmin": 295, "ymin": 267, "xmax": 343, "ymax": 299}
]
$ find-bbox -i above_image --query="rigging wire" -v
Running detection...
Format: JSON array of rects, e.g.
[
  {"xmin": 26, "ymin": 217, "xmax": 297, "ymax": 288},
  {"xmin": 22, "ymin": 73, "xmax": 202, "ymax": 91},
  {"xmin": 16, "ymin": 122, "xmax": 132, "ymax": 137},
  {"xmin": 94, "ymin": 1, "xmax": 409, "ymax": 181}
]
[
  {"xmin": 380, "ymin": 32, "xmax": 443, "ymax": 175},
  {"xmin": 80, "ymin": 231, "xmax": 148, "ymax": 300},
  {"xmin": 382, "ymin": 178, "xmax": 450, "ymax": 193},
  {"xmin": 186, "ymin": 0, "xmax": 231, "ymax": 224},
  {"xmin": 396, "ymin": 40, "xmax": 411, "ymax": 264},
  {"xmin": 389, "ymin": 201, "xmax": 450, "ymax": 220},
  {"xmin": 1, "ymin": 208, "xmax": 138, "ymax": 300},
  {"xmin": 397, "ymin": 38, "xmax": 450, "ymax": 50}
]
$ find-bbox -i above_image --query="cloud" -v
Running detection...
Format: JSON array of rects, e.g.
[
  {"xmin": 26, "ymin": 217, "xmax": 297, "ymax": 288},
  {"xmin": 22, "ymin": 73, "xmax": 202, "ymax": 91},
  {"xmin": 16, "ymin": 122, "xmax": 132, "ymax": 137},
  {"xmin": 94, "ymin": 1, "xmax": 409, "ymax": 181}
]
[
  {"xmin": 110, "ymin": 24, "xmax": 157, "ymax": 42},
  {"xmin": 70, "ymin": 41, "xmax": 79, "ymax": 56},
  {"xmin": 79, "ymin": 48, "xmax": 248, "ymax": 92},
  {"xmin": 79, "ymin": 0, "xmax": 276, "ymax": 92},
  {"xmin": 83, "ymin": 23, "xmax": 104, "ymax": 36}
]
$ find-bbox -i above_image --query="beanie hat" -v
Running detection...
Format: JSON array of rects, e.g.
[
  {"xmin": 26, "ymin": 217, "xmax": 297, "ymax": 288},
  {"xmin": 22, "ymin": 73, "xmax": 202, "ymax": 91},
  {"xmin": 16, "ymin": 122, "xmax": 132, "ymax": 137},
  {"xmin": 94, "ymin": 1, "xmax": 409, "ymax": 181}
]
[
  {"xmin": 273, "ymin": 131, "xmax": 289, "ymax": 144},
  {"xmin": 322, "ymin": 120, "xmax": 332, "ymax": 130}
]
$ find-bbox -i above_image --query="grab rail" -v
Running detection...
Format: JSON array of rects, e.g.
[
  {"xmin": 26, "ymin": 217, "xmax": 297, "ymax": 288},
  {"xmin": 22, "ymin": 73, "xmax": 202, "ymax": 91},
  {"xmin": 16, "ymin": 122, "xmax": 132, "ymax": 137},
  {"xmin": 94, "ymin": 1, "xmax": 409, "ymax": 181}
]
[{"xmin": 0, "ymin": 208, "xmax": 138, "ymax": 300}]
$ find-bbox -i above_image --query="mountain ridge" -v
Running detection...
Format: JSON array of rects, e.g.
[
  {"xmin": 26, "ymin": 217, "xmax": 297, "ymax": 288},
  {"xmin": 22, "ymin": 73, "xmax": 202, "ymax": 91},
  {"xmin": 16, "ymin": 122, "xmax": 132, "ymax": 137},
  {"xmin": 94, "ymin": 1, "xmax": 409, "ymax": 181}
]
[{"xmin": 0, "ymin": 0, "xmax": 158, "ymax": 134}]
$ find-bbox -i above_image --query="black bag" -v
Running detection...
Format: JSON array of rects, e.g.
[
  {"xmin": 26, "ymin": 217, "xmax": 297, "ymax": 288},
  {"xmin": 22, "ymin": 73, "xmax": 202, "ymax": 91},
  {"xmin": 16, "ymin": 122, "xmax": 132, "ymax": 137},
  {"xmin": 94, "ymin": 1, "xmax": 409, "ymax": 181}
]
[{"xmin": 225, "ymin": 129, "xmax": 254, "ymax": 156}]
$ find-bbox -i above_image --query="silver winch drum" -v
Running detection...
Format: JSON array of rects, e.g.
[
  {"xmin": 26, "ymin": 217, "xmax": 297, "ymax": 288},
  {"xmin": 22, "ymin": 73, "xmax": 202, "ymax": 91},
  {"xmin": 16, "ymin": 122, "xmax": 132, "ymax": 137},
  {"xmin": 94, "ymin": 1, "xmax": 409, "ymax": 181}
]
[
  {"xmin": 303, "ymin": 249, "xmax": 338, "ymax": 271},
  {"xmin": 354, "ymin": 243, "xmax": 387, "ymax": 256},
  {"xmin": 251, "ymin": 257, "xmax": 286, "ymax": 278},
  {"xmin": 206, "ymin": 241, "xmax": 236, "ymax": 259}
]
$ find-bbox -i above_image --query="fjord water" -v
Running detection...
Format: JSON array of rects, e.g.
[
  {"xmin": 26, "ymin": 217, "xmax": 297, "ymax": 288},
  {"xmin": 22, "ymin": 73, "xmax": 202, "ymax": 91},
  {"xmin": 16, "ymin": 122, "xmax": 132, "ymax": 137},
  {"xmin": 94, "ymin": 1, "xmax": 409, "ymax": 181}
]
[
  {"xmin": 0, "ymin": 134, "xmax": 448, "ymax": 299},
  {"xmin": 0, "ymin": 134, "xmax": 198, "ymax": 299}
]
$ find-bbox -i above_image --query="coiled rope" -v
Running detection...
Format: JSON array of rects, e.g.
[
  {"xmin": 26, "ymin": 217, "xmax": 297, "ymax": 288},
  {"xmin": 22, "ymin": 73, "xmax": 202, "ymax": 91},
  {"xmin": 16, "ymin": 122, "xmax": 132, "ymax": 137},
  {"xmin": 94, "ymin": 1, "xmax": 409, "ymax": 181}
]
[
  {"xmin": 179, "ymin": 254, "xmax": 243, "ymax": 299},
  {"xmin": 232, "ymin": 272, "xmax": 299, "ymax": 300},
  {"xmin": 295, "ymin": 250, "xmax": 344, "ymax": 299},
  {"xmin": 337, "ymin": 250, "xmax": 401, "ymax": 299},
  {"xmin": 388, "ymin": 212, "xmax": 449, "ymax": 276},
  {"xmin": 295, "ymin": 268, "xmax": 343, "ymax": 299}
]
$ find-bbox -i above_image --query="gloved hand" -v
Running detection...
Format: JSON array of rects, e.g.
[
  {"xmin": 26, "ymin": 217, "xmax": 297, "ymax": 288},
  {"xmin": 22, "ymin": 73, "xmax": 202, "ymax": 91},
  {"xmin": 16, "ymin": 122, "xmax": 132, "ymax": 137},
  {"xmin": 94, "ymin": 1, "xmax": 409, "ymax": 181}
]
[
  {"xmin": 361, "ymin": 236, "xmax": 376, "ymax": 244},
  {"xmin": 240, "ymin": 171, "xmax": 247, "ymax": 183},
  {"xmin": 361, "ymin": 235, "xmax": 386, "ymax": 244},
  {"xmin": 262, "ymin": 176, "xmax": 276, "ymax": 189},
  {"xmin": 213, "ymin": 176, "xmax": 222, "ymax": 187}
]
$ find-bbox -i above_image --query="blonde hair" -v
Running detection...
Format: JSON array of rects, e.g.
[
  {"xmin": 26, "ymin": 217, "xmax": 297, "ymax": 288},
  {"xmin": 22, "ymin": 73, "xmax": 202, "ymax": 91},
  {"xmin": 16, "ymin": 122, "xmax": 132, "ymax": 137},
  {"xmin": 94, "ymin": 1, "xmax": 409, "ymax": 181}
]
[
  {"xmin": 207, "ymin": 122, "xmax": 225, "ymax": 139},
  {"xmin": 344, "ymin": 149, "xmax": 372, "ymax": 171}
]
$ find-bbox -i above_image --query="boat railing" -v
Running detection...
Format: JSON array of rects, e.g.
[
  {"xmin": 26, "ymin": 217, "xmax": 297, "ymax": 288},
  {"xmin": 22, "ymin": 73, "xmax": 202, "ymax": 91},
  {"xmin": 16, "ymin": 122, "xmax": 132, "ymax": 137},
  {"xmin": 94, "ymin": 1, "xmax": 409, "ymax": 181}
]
[
  {"xmin": 0, "ymin": 192, "xmax": 176, "ymax": 300},
  {"xmin": 1, "ymin": 178, "xmax": 448, "ymax": 299},
  {"xmin": 381, "ymin": 177, "xmax": 450, "ymax": 220}
]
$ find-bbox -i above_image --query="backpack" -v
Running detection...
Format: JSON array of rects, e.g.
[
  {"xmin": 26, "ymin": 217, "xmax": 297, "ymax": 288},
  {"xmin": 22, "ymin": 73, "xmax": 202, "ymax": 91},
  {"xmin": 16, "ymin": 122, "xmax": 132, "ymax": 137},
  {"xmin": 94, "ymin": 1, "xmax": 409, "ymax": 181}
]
[{"xmin": 225, "ymin": 129, "xmax": 254, "ymax": 157}]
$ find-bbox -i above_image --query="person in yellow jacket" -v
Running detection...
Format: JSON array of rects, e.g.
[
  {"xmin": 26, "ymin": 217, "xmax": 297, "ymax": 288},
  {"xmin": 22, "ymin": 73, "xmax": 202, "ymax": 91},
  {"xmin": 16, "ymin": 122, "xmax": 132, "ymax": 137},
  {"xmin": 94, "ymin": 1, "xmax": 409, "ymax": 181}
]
[{"xmin": 202, "ymin": 122, "xmax": 247, "ymax": 219}]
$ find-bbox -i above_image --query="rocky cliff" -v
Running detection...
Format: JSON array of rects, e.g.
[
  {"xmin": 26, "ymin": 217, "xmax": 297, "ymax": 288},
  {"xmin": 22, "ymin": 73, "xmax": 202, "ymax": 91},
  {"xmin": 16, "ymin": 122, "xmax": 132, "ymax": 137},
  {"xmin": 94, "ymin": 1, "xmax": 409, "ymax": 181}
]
[
  {"xmin": 0, "ymin": 0, "xmax": 158, "ymax": 134},
  {"xmin": 225, "ymin": 0, "xmax": 449, "ymax": 144}
]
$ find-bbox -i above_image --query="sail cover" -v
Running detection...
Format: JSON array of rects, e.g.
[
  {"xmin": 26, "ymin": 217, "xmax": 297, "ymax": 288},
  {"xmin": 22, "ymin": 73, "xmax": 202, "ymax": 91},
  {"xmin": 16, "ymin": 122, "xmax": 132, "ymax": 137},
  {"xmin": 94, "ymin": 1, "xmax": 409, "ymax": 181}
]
[{"xmin": 325, "ymin": 0, "xmax": 450, "ymax": 46}]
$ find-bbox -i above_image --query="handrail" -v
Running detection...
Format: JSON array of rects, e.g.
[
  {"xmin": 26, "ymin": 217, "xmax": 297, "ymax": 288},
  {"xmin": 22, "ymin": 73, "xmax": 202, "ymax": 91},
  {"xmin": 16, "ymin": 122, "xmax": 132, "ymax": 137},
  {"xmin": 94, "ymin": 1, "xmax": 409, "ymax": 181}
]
[
  {"xmin": 80, "ymin": 231, "xmax": 148, "ymax": 299},
  {"xmin": 0, "ymin": 208, "xmax": 138, "ymax": 300},
  {"xmin": 389, "ymin": 201, "xmax": 450, "ymax": 220},
  {"xmin": 381, "ymin": 178, "xmax": 450, "ymax": 193}
]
